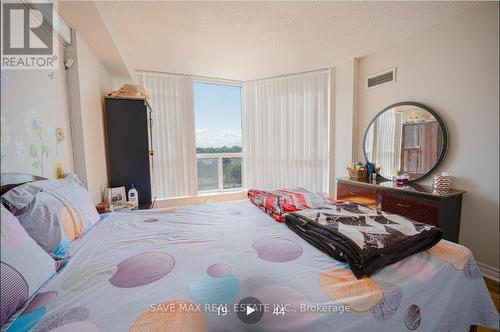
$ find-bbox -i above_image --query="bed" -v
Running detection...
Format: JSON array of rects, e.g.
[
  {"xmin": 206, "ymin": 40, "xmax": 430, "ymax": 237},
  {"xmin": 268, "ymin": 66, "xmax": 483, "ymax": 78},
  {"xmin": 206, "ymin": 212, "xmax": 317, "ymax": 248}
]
[{"xmin": 1, "ymin": 175, "xmax": 499, "ymax": 332}]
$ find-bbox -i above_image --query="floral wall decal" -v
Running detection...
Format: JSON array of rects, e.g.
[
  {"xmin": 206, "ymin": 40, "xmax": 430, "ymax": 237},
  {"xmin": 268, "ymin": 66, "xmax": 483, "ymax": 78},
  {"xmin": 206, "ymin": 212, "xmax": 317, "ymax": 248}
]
[
  {"xmin": 1, "ymin": 117, "xmax": 11, "ymax": 147},
  {"xmin": 56, "ymin": 128, "xmax": 65, "ymax": 142},
  {"xmin": 1, "ymin": 68, "xmax": 74, "ymax": 178},
  {"xmin": 54, "ymin": 162, "xmax": 65, "ymax": 179},
  {"xmin": 14, "ymin": 136, "xmax": 26, "ymax": 169},
  {"xmin": 54, "ymin": 128, "xmax": 66, "ymax": 178},
  {"xmin": 1, "ymin": 117, "xmax": 11, "ymax": 161},
  {"xmin": 25, "ymin": 111, "xmax": 49, "ymax": 175},
  {"xmin": 2, "ymin": 109, "xmax": 72, "ymax": 177},
  {"xmin": 25, "ymin": 110, "xmax": 42, "ymax": 140}
]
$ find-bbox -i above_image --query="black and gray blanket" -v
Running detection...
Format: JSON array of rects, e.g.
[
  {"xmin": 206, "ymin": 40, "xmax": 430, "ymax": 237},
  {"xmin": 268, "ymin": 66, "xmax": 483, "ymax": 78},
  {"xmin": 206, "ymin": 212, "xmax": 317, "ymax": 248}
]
[{"xmin": 284, "ymin": 202, "xmax": 442, "ymax": 278}]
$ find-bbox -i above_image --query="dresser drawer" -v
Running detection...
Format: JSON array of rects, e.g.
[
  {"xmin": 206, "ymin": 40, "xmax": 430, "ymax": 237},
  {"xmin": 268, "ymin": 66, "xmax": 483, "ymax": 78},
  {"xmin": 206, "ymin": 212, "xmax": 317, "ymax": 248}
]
[
  {"xmin": 337, "ymin": 182, "xmax": 377, "ymax": 208},
  {"xmin": 336, "ymin": 178, "xmax": 463, "ymax": 243},
  {"xmin": 380, "ymin": 192, "xmax": 439, "ymax": 226}
]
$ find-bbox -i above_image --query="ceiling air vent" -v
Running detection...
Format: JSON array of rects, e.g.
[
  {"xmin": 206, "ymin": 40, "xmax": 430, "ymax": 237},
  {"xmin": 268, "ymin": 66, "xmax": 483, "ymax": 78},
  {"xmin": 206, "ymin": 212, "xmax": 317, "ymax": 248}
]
[{"xmin": 367, "ymin": 68, "xmax": 396, "ymax": 89}]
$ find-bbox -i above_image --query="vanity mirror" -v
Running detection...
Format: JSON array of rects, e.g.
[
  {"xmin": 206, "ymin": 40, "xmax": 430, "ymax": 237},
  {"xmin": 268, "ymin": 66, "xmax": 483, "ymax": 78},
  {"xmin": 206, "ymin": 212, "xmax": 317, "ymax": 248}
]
[{"xmin": 363, "ymin": 102, "xmax": 448, "ymax": 182}]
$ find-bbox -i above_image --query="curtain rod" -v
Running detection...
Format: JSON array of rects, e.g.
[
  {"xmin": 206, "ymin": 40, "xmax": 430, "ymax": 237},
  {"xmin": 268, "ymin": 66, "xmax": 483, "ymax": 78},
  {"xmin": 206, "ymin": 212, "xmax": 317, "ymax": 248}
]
[
  {"xmin": 136, "ymin": 67, "xmax": 330, "ymax": 84},
  {"xmin": 136, "ymin": 69, "xmax": 244, "ymax": 85},
  {"xmin": 247, "ymin": 68, "xmax": 330, "ymax": 83}
]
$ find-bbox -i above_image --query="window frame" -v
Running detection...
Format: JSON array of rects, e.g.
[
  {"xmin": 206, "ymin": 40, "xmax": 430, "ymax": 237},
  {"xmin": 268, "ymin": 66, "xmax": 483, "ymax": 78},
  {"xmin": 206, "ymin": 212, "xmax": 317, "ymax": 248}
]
[{"xmin": 193, "ymin": 79, "xmax": 244, "ymax": 194}]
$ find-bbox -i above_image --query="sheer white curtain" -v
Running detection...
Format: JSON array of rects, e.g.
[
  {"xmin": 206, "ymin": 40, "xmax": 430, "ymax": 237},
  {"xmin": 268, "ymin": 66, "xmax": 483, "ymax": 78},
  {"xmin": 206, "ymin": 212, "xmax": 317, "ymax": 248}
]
[
  {"xmin": 137, "ymin": 72, "xmax": 198, "ymax": 198},
  {"xmin": 243, "ymin": 70, "xmax": 329, "ymax": 193},
  {"xmin": 372, "ymin": 109, "xmax": 402, "ymax": 173}
]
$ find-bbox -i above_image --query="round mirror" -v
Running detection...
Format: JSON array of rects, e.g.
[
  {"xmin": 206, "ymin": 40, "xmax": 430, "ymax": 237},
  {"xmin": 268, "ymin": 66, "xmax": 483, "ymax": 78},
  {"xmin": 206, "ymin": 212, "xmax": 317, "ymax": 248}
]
[{"xmin": 363, "ymin": 102, "xmax": 448, "ymax": 182}]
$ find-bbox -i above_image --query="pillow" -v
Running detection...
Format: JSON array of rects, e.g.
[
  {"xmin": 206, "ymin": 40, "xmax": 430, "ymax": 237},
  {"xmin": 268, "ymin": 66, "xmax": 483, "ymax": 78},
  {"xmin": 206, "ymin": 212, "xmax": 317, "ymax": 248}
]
[
  {"xmin": 1, "ymin": 173, "xmax": 84, "ymax": 211},
  {"xmin": 1, "ymin": 205, "xmax": 57, "ymax": 326},
  {"xmin": 248, "ymin": 188, "xmax": 332, "ymax": 222},
  {"xmin": 2, "ymin": 174, "xmax": 100, "ymax": 256}
]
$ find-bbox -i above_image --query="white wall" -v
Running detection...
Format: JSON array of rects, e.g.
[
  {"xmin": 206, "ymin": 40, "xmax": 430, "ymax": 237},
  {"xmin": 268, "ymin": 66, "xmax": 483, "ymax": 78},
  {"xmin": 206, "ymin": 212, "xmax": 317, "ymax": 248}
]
[
  {"xmin": 1, "ymin": 42, "xmax": 75, "ymax": 178},
  {"xmin": 354, "ymin": 3, "xmax": 499, "ymax": 270},
  {"xmin": 331, "ymin": 59, "xmax": 359, "ymax": 196},
  {"xmin": 66, "ymin": 32, "xmax": 121, "ymax": 203},
  {"xmin": 76, "ymin": 33, "xmax": 113, "ymax": 203},
  {"xmin": 1, "ymin": 25, "xmax": 119, "ymax": 205}
]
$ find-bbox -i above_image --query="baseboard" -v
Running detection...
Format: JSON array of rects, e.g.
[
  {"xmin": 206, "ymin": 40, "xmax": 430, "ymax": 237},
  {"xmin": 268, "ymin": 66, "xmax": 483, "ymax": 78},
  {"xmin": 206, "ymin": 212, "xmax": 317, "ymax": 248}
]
[{"xmin": 477, "ymin": 262, "xmax": 500, "ymax": 283}]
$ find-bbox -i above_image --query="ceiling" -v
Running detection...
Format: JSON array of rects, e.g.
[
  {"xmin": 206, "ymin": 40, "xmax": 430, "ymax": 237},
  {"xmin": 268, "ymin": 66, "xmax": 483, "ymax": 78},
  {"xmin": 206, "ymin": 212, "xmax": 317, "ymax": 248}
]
[
  {"xmin": 58, "ymin": 1, "xmax": 133, "ymax": 79},
  {"xmin": 62, "ymin": 1, "xmax": 476, "ymax": 81}
]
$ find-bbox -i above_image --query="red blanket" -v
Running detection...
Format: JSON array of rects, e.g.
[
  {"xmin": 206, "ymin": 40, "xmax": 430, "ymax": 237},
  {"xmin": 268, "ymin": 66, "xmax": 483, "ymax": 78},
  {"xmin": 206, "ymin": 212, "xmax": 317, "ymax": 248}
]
[{"xmin": 247, "ymin": 188, "xmax": 333, "ymax": 222}]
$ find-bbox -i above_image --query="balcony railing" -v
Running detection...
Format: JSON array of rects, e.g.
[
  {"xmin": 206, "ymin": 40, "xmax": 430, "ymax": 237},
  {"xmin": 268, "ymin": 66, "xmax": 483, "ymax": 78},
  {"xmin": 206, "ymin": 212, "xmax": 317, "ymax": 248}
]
[{"xmin": 196, "ymin": 153, "xmax": 242, "ymax": 192}]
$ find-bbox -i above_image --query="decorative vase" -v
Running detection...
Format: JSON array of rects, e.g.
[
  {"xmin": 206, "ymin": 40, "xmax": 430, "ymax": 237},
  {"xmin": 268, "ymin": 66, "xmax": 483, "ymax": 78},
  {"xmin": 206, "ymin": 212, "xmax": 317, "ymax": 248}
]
[{"xmin": 433, "ymin": 173, "xmax": 452, "ymax": 194}]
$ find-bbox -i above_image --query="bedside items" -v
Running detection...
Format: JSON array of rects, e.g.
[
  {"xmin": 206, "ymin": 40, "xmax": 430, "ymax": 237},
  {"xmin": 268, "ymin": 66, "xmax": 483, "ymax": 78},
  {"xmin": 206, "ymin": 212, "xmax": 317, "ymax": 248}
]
[{"xmin": 96, "ymin": 202, "xmax": 111, "ymax": 214}]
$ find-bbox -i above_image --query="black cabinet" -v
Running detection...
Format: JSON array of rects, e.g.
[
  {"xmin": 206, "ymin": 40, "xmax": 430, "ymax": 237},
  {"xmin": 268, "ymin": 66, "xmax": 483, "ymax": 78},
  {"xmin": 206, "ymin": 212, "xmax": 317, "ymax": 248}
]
[{"xmin": 104, "ymin": 97, "xmax": 153, "ymax": 207}]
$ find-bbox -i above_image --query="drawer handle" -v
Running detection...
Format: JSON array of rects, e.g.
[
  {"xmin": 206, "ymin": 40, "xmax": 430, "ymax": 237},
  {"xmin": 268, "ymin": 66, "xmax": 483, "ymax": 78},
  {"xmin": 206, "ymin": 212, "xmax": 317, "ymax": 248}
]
[
  {"xmin": 396, "ymin": 203, "xmax": 411, "ymax": 208},
  {"xmin": 349, "ymin": 192, "xmax": 359, "ymax": 196}
]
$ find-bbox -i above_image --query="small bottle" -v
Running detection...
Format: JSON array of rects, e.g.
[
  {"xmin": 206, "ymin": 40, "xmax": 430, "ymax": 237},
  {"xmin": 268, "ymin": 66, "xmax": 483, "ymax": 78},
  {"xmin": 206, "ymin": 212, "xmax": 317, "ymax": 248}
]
[{"xmin": 128, "ymin": 184, "xmax": 139, "ymax": 209}]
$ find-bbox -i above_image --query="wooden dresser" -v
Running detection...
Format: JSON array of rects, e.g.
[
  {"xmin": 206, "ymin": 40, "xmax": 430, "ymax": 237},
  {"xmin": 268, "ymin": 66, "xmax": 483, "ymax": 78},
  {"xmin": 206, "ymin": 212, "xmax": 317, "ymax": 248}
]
[{"xmin": 337, "ymin": 177, "xmax": 466, "ymax": 243}]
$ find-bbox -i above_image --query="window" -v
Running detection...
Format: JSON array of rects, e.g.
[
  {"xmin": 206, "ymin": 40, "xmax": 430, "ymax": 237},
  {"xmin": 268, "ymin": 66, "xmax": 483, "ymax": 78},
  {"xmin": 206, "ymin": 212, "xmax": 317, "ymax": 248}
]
[{"xmin": 194, "ymin": 82, "xmax": 242, "ymax": 192}]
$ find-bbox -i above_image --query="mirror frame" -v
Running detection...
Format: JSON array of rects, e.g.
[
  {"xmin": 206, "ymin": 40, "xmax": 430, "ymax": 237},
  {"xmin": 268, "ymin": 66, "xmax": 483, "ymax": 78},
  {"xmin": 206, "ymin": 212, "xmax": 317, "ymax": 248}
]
[{"xmin": 363, "ymin": 101, "xmax": 449, "ymax": 183}]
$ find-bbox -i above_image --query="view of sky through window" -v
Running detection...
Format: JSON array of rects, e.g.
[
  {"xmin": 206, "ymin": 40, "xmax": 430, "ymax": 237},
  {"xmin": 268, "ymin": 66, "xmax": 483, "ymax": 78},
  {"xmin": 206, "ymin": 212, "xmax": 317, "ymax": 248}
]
[{"xmin": 194, "ymin": 82, "xmax": 242, "ymax": 152}]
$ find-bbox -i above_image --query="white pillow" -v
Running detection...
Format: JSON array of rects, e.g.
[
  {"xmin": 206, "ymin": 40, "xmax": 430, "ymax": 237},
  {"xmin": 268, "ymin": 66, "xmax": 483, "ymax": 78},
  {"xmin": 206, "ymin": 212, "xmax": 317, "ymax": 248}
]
[
  {"xmin": 0, "ymin": 205, "xmax": 57, "ymax": 326},
  {"xmin": 2, "ymin": 173, "xmax": 100, "ymax": 256}
]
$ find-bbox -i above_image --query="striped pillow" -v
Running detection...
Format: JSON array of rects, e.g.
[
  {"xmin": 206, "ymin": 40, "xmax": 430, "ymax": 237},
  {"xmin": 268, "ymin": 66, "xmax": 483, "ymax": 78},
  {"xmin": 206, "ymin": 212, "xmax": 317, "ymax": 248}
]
[{"xmin": 0, "ymin": 205, "xmax": 56, "ymax": 326}]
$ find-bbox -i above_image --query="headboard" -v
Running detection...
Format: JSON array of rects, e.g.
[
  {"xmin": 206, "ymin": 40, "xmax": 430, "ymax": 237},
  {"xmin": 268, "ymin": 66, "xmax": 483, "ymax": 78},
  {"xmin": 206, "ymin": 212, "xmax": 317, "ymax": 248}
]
[{"xmin": 0, "ymin": 173, "xmax": 47, "ymax": 196}]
